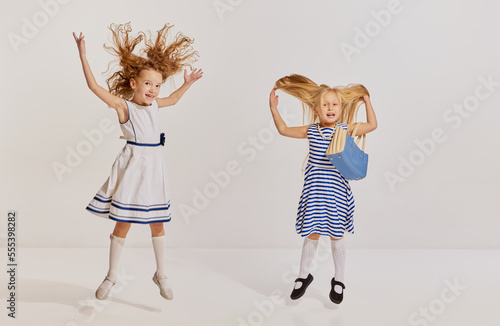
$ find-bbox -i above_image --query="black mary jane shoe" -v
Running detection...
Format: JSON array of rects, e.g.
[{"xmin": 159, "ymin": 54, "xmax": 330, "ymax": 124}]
[
  {"xmin": 290, "ymin": 274, "xmax": 314, "ymax": 300},
  {"xmin": 329, "ymin": 277, "xmax": 345, "ymax": 304}
]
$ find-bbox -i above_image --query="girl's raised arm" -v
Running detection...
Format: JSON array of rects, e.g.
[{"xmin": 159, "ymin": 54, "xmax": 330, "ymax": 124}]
[
  {"xmin": 270, "ymin": 89, "xmax": 308, "ymax": 139},
  {"xmin": 349, "ymin": 95, "xmax": 377, "ymax": 136},
  {"xmin": 157, "ymin": 69, "xmax": 203, "ymax": 108},
  {"xmin": 73, "ymin": 32, "xmax": 127, "ymax": 122}
]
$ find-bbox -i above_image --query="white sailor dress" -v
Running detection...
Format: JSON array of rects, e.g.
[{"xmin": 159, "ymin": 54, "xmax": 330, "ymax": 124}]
[
  {"xmin": 296, "ymin": 123, "xmax": 355, "ymax": 238},
  {"xmin": 86, "ymin": 99, "xmax": 171, "ymax": 224}
]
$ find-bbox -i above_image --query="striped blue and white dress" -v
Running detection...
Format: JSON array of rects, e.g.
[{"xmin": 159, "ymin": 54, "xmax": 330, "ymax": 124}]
[
  {"xmin": 296, "ymin": 123, "xmax": 355, "ymax": 238},
  {"xmin": 86, "ymin": 99, "xmax": 171, "ymax": 224}
]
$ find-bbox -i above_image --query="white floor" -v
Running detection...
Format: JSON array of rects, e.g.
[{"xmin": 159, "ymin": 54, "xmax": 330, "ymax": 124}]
[{"xmin": 1, "ymin": 246, "xmax": 499, "ymax": 326}]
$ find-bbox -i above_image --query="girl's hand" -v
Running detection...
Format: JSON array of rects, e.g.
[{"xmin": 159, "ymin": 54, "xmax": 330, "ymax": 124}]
[
  {"xmin": 73, "ymin": 32, "xmax": 86, "ymax": 57},
  {"xmin": 269, "ymin": 89, "xmax": 279, "ymax": 109},
  {"xmin": 354, "ymin": 94, "xmax": 377, "ymax": 136},
  {"xmin": 184, "ymin": 68, "xmax": 203, "ymax": 85}
]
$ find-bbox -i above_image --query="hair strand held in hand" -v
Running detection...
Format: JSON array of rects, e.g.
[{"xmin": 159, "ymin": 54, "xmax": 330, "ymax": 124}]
[{"xmin": 274, "ymin": 74, "xmax": 369, "ymax": 125}]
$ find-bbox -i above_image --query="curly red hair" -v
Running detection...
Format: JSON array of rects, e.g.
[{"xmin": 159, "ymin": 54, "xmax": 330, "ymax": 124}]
[{"xmin": 104, "ymin": 22, "xmax": 198, "ymax": 99}]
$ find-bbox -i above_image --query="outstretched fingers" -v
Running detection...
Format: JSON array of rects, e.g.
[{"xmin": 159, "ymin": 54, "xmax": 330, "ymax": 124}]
[
  {"xmin": 186, "ymin": 68, "xmax": 203, "ymax": 82},
  {"xmin": 193, "ymin": 68, "xmax": 203, "ymax": 78},
  {"xmin": 73, "ymin": 32, "xmax": 83, "ymax": 42}
]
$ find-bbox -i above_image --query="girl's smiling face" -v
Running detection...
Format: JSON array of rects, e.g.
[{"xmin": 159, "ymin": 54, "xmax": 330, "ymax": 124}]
[
  {"xmin": 315, "ymin": 91, "xmax": 341, "ymax": 127},
  {"xmin": 130, "ymin": 69, "xmax": 163, "ymax": 106}
]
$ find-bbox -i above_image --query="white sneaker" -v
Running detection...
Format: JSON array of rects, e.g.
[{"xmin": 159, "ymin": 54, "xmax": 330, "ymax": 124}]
[
  {"xmin": 152, "ymin": 272, "xmax": 173, "ymax": 300},
  {"xmin": 95, "ymin": 276, "xmax": 116, "ymax": 300}
]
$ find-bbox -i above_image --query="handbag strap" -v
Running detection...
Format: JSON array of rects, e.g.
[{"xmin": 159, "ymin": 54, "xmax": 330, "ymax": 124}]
[
  {"xmin": 351, "ymin": 122, "xmax": 367, "ymax": 152},
  {"xmin": 325, "ymin": 123, "xmax": 346, "ymax": 155},
  {"xmin": 321, "ymin": 122, "xmax": 367, "ymax": 153}
]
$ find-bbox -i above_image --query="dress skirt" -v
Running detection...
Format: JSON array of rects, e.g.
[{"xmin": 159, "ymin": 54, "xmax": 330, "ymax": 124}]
[
  {"xmin": 86, "ymin": 144, "xmax": 171, "ymax": 224},
  {"xmin": 296, "ymin": 164, "xmax": 354, "ymax": 238}
]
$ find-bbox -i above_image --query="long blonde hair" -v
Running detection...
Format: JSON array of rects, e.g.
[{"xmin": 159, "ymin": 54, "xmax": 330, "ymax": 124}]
[{"xmin": 274, "ymin": 74, "xmax": 369, "ymax": 126}]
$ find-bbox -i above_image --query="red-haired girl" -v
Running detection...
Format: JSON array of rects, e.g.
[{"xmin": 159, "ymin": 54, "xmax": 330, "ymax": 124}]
[{"xmin": 73, "ymin": 23, "xmax": 202, "ymax": 301}]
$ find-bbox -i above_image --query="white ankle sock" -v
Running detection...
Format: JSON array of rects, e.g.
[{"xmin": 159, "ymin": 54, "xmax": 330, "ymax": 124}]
[
  {"xmin": 295, "ymin": 238, "xmax": 319, "ymax": 288},
  {"xmin": 106, "ymin": 233, "xmax": 126, "ymax": 282},
  {"xmin": 331, "ymin": 238, "xmax": 346, "ymax": 293},
  {"xmin": 152, "ymin": 235, "xmax": 168, "ymax": 277}
]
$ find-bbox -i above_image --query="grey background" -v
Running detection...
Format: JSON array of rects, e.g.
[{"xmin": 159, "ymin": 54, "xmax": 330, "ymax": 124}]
[{"xmin": 1, "ymin": 0, "xmax": 498, "ymax": 249}]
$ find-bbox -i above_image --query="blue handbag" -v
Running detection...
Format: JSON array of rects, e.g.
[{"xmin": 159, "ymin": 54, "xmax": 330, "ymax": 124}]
[{"xmin": 319, "ymin": 123, "xmax": 368, "ymax": 181}]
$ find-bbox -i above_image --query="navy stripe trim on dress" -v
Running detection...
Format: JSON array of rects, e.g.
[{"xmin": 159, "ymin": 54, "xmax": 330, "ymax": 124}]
[
  {"xmin": 111, "ymin": 202, "xmax": 170, "ymax": 212},
  {"xmin": 86, "ymin": 206, "xmax": 110, "ymax": 214},
  {"xmin": 109, "ymin": 212, "xmax": 171, "ymax": 224},
  {"xmin": 95, "ymin": 193, "xmax": 110, "ymax": 201},
  {"xmin": 108, "ymin": 216, "xmax": 171, "ymax": 224},
  {"xmin": 93, "ymin": 196, "xmax": 112, "ymax": 203},
  {"xmin": 93, "ymin": 195, "xmax": 170, "ymax": 209},
  {"xmin": 112, "ymin": 199, "xmax": 170, "ymax": 208},
  {"xmin": 125, "ymin": 100, "xmax": 137, "ymax": 142},
  {"xmin": 87, "ymin": 203, "xmax": 111, "ymax": 213},
  {"xmin": 109, "ymin": 212, "xmax": 171, "ymax": 220},
  {"xmin": 130, "ymin": 118, "xmax": 137, "ymax": 142},
  {"xmin": 92, "ymin": 200, "xmax": 171, "ymax": 211}
]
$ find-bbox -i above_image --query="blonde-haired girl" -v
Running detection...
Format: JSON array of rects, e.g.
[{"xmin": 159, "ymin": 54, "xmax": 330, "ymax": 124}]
[
  {"xmin": 269, "ymin": 74, "xmax": 377, "ymax": 304},
  {"xmin": 73, "ymin": 23, "xmax": 202, "ymax": 301}
]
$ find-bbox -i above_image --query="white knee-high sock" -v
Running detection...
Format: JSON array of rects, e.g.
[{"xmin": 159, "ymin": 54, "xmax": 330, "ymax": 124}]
[
  {"xmin": 107, "ymin": 233, "xmax": 126, "ymax": 282},
  {"xmin": 152, "ymin": 235, "xmax": 168, "ymax": 277},
  {"xmin": 298, "ymin": 238, "xmax": 319, "ymax": 279},
  {"xmin": 331, "ymin": 238, "xmax": 346, "ymax": 293}
]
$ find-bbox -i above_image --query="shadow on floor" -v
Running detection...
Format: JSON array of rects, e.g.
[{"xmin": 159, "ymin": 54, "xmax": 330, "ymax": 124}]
[{"xmin": 18, "ymin": 277, "xmax": 162, "ymax": 316}]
